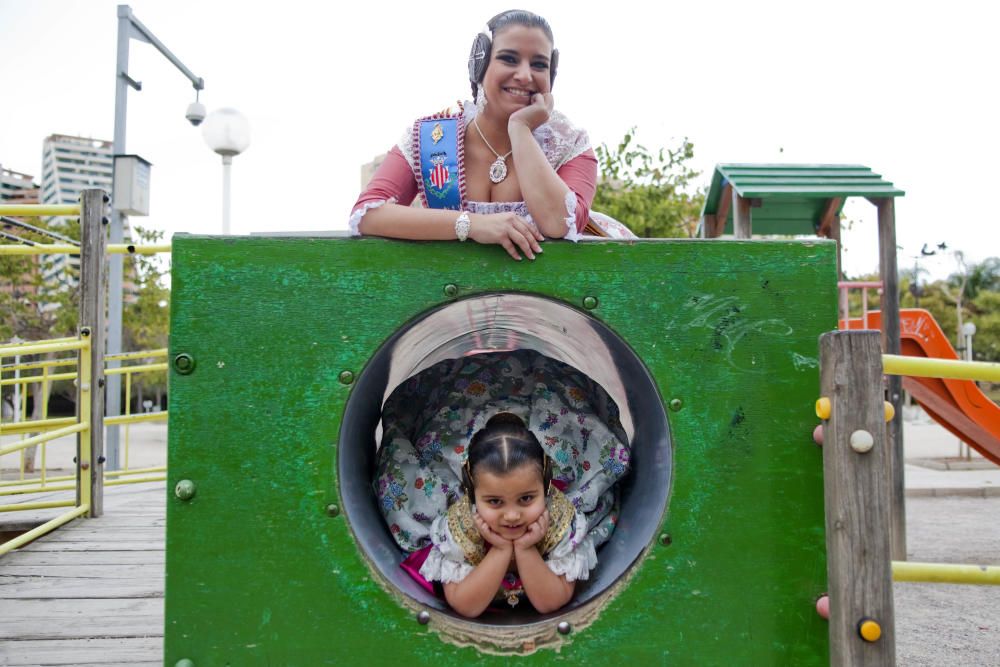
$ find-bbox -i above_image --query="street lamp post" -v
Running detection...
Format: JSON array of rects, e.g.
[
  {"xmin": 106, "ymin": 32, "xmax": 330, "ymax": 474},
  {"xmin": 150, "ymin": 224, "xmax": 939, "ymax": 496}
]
[
  {"xmin": 201, "ymin": 109, "xmax": 251, "ymax": 234},
  {"xmin": 109, "ymin": 4, "xmax": 204, "ymax": 470},
  {"xmin": 960, "ymin": 321, "xmax": 977, "ymax": 460}
]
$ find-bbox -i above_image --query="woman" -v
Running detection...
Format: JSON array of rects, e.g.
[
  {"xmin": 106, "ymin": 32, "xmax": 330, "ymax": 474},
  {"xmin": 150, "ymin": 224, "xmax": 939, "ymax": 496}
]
[
  {"xmin": 350, "ymin": 10, "xmax": 634, "ymax": 262},
  {"xmin": 364, "ymin": 12, "xmax": 634, "ymax": 611}
]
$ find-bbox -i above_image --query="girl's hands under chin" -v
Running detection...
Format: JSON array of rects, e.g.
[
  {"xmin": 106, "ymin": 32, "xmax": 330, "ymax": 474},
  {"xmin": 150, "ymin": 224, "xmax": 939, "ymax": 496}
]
[
  {"xmin": 508, "ymin": 93, "xmax": 553, "ymax": 132},
  {"xmin": 513, "ymin": 510, "xmax": 549, "ymax": 551},
  {"xmin": 474, "ymin": 512, "xmax": 513, "ymax": 551}
]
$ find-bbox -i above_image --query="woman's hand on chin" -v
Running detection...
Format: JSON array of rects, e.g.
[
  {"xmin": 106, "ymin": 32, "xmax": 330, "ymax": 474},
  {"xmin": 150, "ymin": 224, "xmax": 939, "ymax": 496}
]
[
  {"xmin": 508, "ymin": 93, "xmax": 553, "ymax": 132},
  {"xmin": 469, "ymin": 212, "xmax": 545, "ymax": 261}
]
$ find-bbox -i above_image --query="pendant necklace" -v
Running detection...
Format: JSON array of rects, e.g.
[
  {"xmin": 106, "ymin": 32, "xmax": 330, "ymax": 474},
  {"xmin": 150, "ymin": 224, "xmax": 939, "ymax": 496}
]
[{"xmin": 473, "ymin": 117, "xmax": 513, "ymax": 183}]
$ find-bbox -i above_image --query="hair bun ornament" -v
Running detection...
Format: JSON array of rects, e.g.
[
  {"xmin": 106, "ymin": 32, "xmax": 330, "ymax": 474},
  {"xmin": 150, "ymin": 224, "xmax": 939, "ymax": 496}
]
[
  {"xmin": 485, "ymin": 412, "xmax": 526, "ymax": 429},
  {"xmin": 468, "ymin": 32, "xmax": 491, "ymax": 86}
]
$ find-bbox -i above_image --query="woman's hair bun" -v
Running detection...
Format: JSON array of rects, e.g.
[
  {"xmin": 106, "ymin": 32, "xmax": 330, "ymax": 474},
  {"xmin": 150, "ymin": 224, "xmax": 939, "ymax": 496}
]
[{"xmin": 485, "ymin": 412, "xmax": 526, "ymax": 429}]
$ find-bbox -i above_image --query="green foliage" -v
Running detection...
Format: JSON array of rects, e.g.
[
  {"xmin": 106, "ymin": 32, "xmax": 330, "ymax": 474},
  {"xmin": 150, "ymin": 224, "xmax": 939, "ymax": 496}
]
[
  {"xmin": 969, "ymin": 290, "xmax": 1000, "ymax": 362},
  {"xmin": 122, "ymin": 226, "xmax": 171, "ymax": 403},
  {"xmin": 0, "ymin": 217, "xmax": 79, "ymax": 342},
  {"xmin": 593, "ymin": 128, "xmax": 705, "ymax": 238},
  {"xmin": 0, "ymin": 217, "xmax": 80, "ymax": 420},
  {"xmin": 844, "ymin": 257, "xmax": 1000, "ymax": 363}
]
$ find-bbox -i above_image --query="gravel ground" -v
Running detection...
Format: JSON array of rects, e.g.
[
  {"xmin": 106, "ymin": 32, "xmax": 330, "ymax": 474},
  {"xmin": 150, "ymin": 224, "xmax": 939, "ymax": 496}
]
[{"xmin": 896, "ymin": 496, "xmax": 1000, "ymax": 666}]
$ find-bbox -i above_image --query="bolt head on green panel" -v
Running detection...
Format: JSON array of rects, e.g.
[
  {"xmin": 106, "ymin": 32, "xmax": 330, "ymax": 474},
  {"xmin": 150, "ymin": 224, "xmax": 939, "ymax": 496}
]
[
  {"xmin": 174, "ymin": 479, "xmax": 196, "ymax": 501},
  {"xmin": 173, "ymin": 353, "xmax": 195, "ymax": 374}
]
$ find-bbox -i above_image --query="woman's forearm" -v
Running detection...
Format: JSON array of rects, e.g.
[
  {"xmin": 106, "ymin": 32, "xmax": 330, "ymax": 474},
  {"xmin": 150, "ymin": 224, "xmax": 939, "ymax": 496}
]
[
  {"xmin": 509, "ymin": 122, "xmax": 573, "ymax": 238},
  {"xmin": 358, "ymin": 203, "xmax": 461, "ymax": 241},
  {"xmin": 514, "ymin": 547, "xmax": 574, "ymax": 614},
  {"xmin": 443, "ymin": 548, "xmax": 511, "ymax": 618}
]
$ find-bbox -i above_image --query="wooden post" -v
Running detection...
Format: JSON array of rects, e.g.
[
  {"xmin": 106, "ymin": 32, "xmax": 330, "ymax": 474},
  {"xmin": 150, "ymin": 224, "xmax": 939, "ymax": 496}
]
[
  {"xmin": 79, "ymin": 189, "xmax": 107, "ymax": 518},
  {"xmin": 820, "ymin": 330, "xmax": 896, "ymax": 667},
  {"xmin": 876, "ymin": 197, "xmax": 905, "ymax": 560},
  {"xmin": 733, "ymin": 190, "xmax": 751, "ymax": 238}
]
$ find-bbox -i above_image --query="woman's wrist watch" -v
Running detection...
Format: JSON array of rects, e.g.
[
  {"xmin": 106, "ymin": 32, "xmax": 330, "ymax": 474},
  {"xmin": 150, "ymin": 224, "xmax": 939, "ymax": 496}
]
[{"xmin": 455, "ymin": 211, "xmax": 471, "ymax": 242}]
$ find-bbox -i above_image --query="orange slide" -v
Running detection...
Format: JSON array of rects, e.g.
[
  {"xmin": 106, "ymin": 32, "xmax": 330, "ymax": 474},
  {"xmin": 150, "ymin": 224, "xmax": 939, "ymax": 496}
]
[{"xmin": 843, "ymin": 308, "xmax": 1000, "ymax": 466}]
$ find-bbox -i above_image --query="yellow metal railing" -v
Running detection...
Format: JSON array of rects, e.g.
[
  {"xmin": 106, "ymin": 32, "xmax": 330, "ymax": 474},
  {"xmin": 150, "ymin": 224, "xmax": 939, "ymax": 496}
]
[
  {"xmin": 0, "ymin": 204, "xmax": 80, "ymax": 217},
  {"xmin": 0, "ymin": 243, "xmax": 170, "ymax": 256},
  {"xmin": 1, "ymin": 347, "xmax": 167, "ymax": 491},
  {"xmin": 893, "ymin": 561, "xmax": 1000, "ymax": 586},
  {"xmin": 0, "ymin": 335, "xmax": 91, "ymax": 556},
  {"xmin": 882, "ymin": 354, "xmax": 1000, "ymax": 383},
  {"xmin": 879, "ymin": 351, "xmax": 1000, "ymax": 588}
]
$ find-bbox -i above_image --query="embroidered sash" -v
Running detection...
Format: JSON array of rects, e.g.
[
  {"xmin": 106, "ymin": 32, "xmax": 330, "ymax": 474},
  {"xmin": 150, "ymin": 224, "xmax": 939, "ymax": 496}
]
[{"xmin": 413, "ymin": 110, "xmax": 465, "ymax": 211}]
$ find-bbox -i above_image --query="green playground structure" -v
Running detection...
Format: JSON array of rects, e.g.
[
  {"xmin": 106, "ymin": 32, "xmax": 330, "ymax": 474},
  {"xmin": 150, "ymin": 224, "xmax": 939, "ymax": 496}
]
[
  {"xmin": 160, "ymin": 165, "xmax": 949, "ymax": 665},
  {"xmin": 164, "ymin": 233, "xmax": 838, "ymax": 664}
]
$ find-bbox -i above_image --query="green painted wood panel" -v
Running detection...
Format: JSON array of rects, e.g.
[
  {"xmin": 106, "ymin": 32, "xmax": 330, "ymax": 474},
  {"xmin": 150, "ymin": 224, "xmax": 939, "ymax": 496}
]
[{"xmin": 165, "ymin": 237, "xmax": 837, "ymax": 666}]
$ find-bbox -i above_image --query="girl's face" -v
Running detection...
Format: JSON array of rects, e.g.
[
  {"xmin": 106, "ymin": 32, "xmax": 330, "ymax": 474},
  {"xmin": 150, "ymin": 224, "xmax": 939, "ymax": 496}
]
[
  {"xmin": 473, "ymin": 463, "xmax": 546, "ymax": 541},
  {"xmin": 481, "ymin": 25, "xmax": 553, "ymax": 118}
]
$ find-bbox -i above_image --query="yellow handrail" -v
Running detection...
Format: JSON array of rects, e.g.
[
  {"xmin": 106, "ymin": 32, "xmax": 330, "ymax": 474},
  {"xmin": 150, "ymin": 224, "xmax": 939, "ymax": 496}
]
[
  {"xmin": 105, "ymin": 362, "xmax": 168, "ymax": 376},
  {"xmin": 105, "ymin": 411, "xmax": 168, "ymax": 426},
  {"xmin": 108, "ymin": 243, "xmax": 171, "ymax": 255},
  {"xmin": 105, "ymin": 348, "xmax": 168, "ymax": 362},
  {"xmin": 1, "ymin": 371, "xmax": 76, "ymax": 386},
  {"xmin": 893, "ymin": 561, "xmax": 1000, "ymax": 586},
  {"xmin": 882, "ymin": 355, "xmax": 1000, "ymax": 383},
  {"xmin": 0, "ymin": 498, "xmax": 77, "ymax": 513},
  {"xmin": 0, "ymin": 505, "xmax": 89, "ymax": 555},
  {"xmin": 0, "ymin": 337, "xmax": 77, "ymax": 353},
  {"xmin": 0, "ymin": 243, "xmax": 170, "ymax": 256},
  {"xmin": 0, "ymin": 357, "xmax": 79, "ymax": 373},
  {"xmin": 0, "ymin": 339, "xmax": 88, "ymax": 357},
  {"xmin": 0, "ymin": 422, "xmax": 87, "ymax": 457},
  {"xmin": 0, "ymin": 204, "xmax": 81, "ymax": 216},
  {"xmin": 0, "ymin": 244, "xmax": 79, "ymax": 256},
  {"xmin": 0, "ymin": 416, "xmax": 77, "ymax": 436}
]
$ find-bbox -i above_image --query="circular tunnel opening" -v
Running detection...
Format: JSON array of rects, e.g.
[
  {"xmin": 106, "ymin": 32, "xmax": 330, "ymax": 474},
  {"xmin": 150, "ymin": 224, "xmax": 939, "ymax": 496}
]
[{"xmin": 339, "ymin": 293, "xmax": 672, "ymax": 628}]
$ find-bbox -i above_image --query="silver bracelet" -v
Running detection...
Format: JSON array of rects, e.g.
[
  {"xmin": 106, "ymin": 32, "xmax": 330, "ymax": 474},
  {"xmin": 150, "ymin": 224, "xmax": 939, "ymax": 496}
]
[{"xmin": 455, "ymin": 211, "xmax": 471, "ymax": 242}]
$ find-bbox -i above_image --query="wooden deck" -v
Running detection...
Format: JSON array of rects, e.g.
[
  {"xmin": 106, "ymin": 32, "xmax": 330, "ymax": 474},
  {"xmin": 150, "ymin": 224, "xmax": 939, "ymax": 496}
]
[{"xmin": 0, "ymin": 481, "xmax": 165, "ymax": 666}]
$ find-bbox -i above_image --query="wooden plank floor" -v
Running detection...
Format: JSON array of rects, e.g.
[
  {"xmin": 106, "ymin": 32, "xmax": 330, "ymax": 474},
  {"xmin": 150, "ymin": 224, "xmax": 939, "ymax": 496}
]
[{"xmin": 0, "ymin": 482, "xmax": 165, "ymax": 666}]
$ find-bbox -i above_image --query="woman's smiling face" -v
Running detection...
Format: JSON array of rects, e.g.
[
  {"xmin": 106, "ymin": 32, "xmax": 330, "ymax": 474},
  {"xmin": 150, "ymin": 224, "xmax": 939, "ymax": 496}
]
[
  {"xmin": 481, "ymin": 25, "xmax": 553, "ymax": 117},
  {"xmin": 473, "ymin": 463, "xmax": 546, "ymax": 541}
]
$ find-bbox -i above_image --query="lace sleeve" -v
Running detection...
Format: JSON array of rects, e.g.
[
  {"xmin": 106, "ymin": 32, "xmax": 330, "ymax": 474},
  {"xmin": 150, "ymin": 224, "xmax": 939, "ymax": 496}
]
[
  {"xmin": 418, "ymin": 514, "xmax": 475, "ymax": 584},
  {"xmin": 348, "ymin": 197, "xmax": 397, "ymax": 236},
  {"xmin": 562, "ymin": 191, "xmax": 581, "ymax": 242},
  {"xmin": 545, "ymin": 509, "xmax": 598, "ymax": 581}
]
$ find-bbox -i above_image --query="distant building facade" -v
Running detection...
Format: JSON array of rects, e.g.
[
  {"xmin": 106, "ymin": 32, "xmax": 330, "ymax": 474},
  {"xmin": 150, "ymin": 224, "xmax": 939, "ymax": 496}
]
[
  {"xmin": 39, "ymin": 134, "xmax": 117, "ymax": 289},
  {"xmin": 1, "ymin": 165, "xmax": 39, "ymax": 203}
]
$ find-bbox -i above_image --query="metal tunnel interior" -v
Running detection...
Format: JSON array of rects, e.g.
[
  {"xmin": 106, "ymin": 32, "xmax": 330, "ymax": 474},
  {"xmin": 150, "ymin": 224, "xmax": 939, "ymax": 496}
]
[{"xmin": 339, "ymin": 293, "xmax": 673, "ymax": 625}]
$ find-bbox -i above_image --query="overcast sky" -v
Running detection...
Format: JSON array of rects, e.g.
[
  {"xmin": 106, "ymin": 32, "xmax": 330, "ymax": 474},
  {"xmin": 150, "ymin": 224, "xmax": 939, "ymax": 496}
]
[{"xmin": 1, "ymin": 0, "xmax": 997, "ymax": 280}]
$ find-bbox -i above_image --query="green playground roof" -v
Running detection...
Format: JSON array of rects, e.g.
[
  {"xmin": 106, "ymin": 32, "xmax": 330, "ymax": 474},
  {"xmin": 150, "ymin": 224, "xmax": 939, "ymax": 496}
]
[{"xmin": 700, "ymin": 164, "xmax": 905, "ymax": 236}]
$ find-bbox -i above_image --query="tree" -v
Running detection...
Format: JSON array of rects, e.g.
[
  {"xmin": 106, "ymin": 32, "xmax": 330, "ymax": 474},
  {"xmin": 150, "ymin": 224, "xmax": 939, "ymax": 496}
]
[
  {"xmin": 122, "ymin": 226, "xmax": 171, "ymax": 412},
  {"xmin": 1, "ymin": 216, "xmax": 80, "ymax": 471},
  {"xmin": 593, "ymin": 129, "xmax": 705, "ymax": 238}
]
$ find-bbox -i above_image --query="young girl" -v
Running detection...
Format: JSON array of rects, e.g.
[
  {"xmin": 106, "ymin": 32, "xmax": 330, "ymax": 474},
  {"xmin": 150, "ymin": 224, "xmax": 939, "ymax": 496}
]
[
  {"xmin": 418, "ymin": 413, "xmax": 597, "ymax": 617},
  {"xmin": 376, "ymin": 349, "xmax": 631, "ymax": 616}
]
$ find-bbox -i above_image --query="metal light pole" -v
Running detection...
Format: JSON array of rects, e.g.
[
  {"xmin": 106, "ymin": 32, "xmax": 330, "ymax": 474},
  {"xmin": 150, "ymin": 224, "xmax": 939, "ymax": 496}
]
[
  {"xmin": 201, "ymin": 108, "xmax": 251, "ymax": 234},
  {"xmin": 110, "ymin": 4, "xmax": 204, "ymax": 469},
  {"xmin": 960, "ymin": 321, "xmax": 977, "ymax": 460}
]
